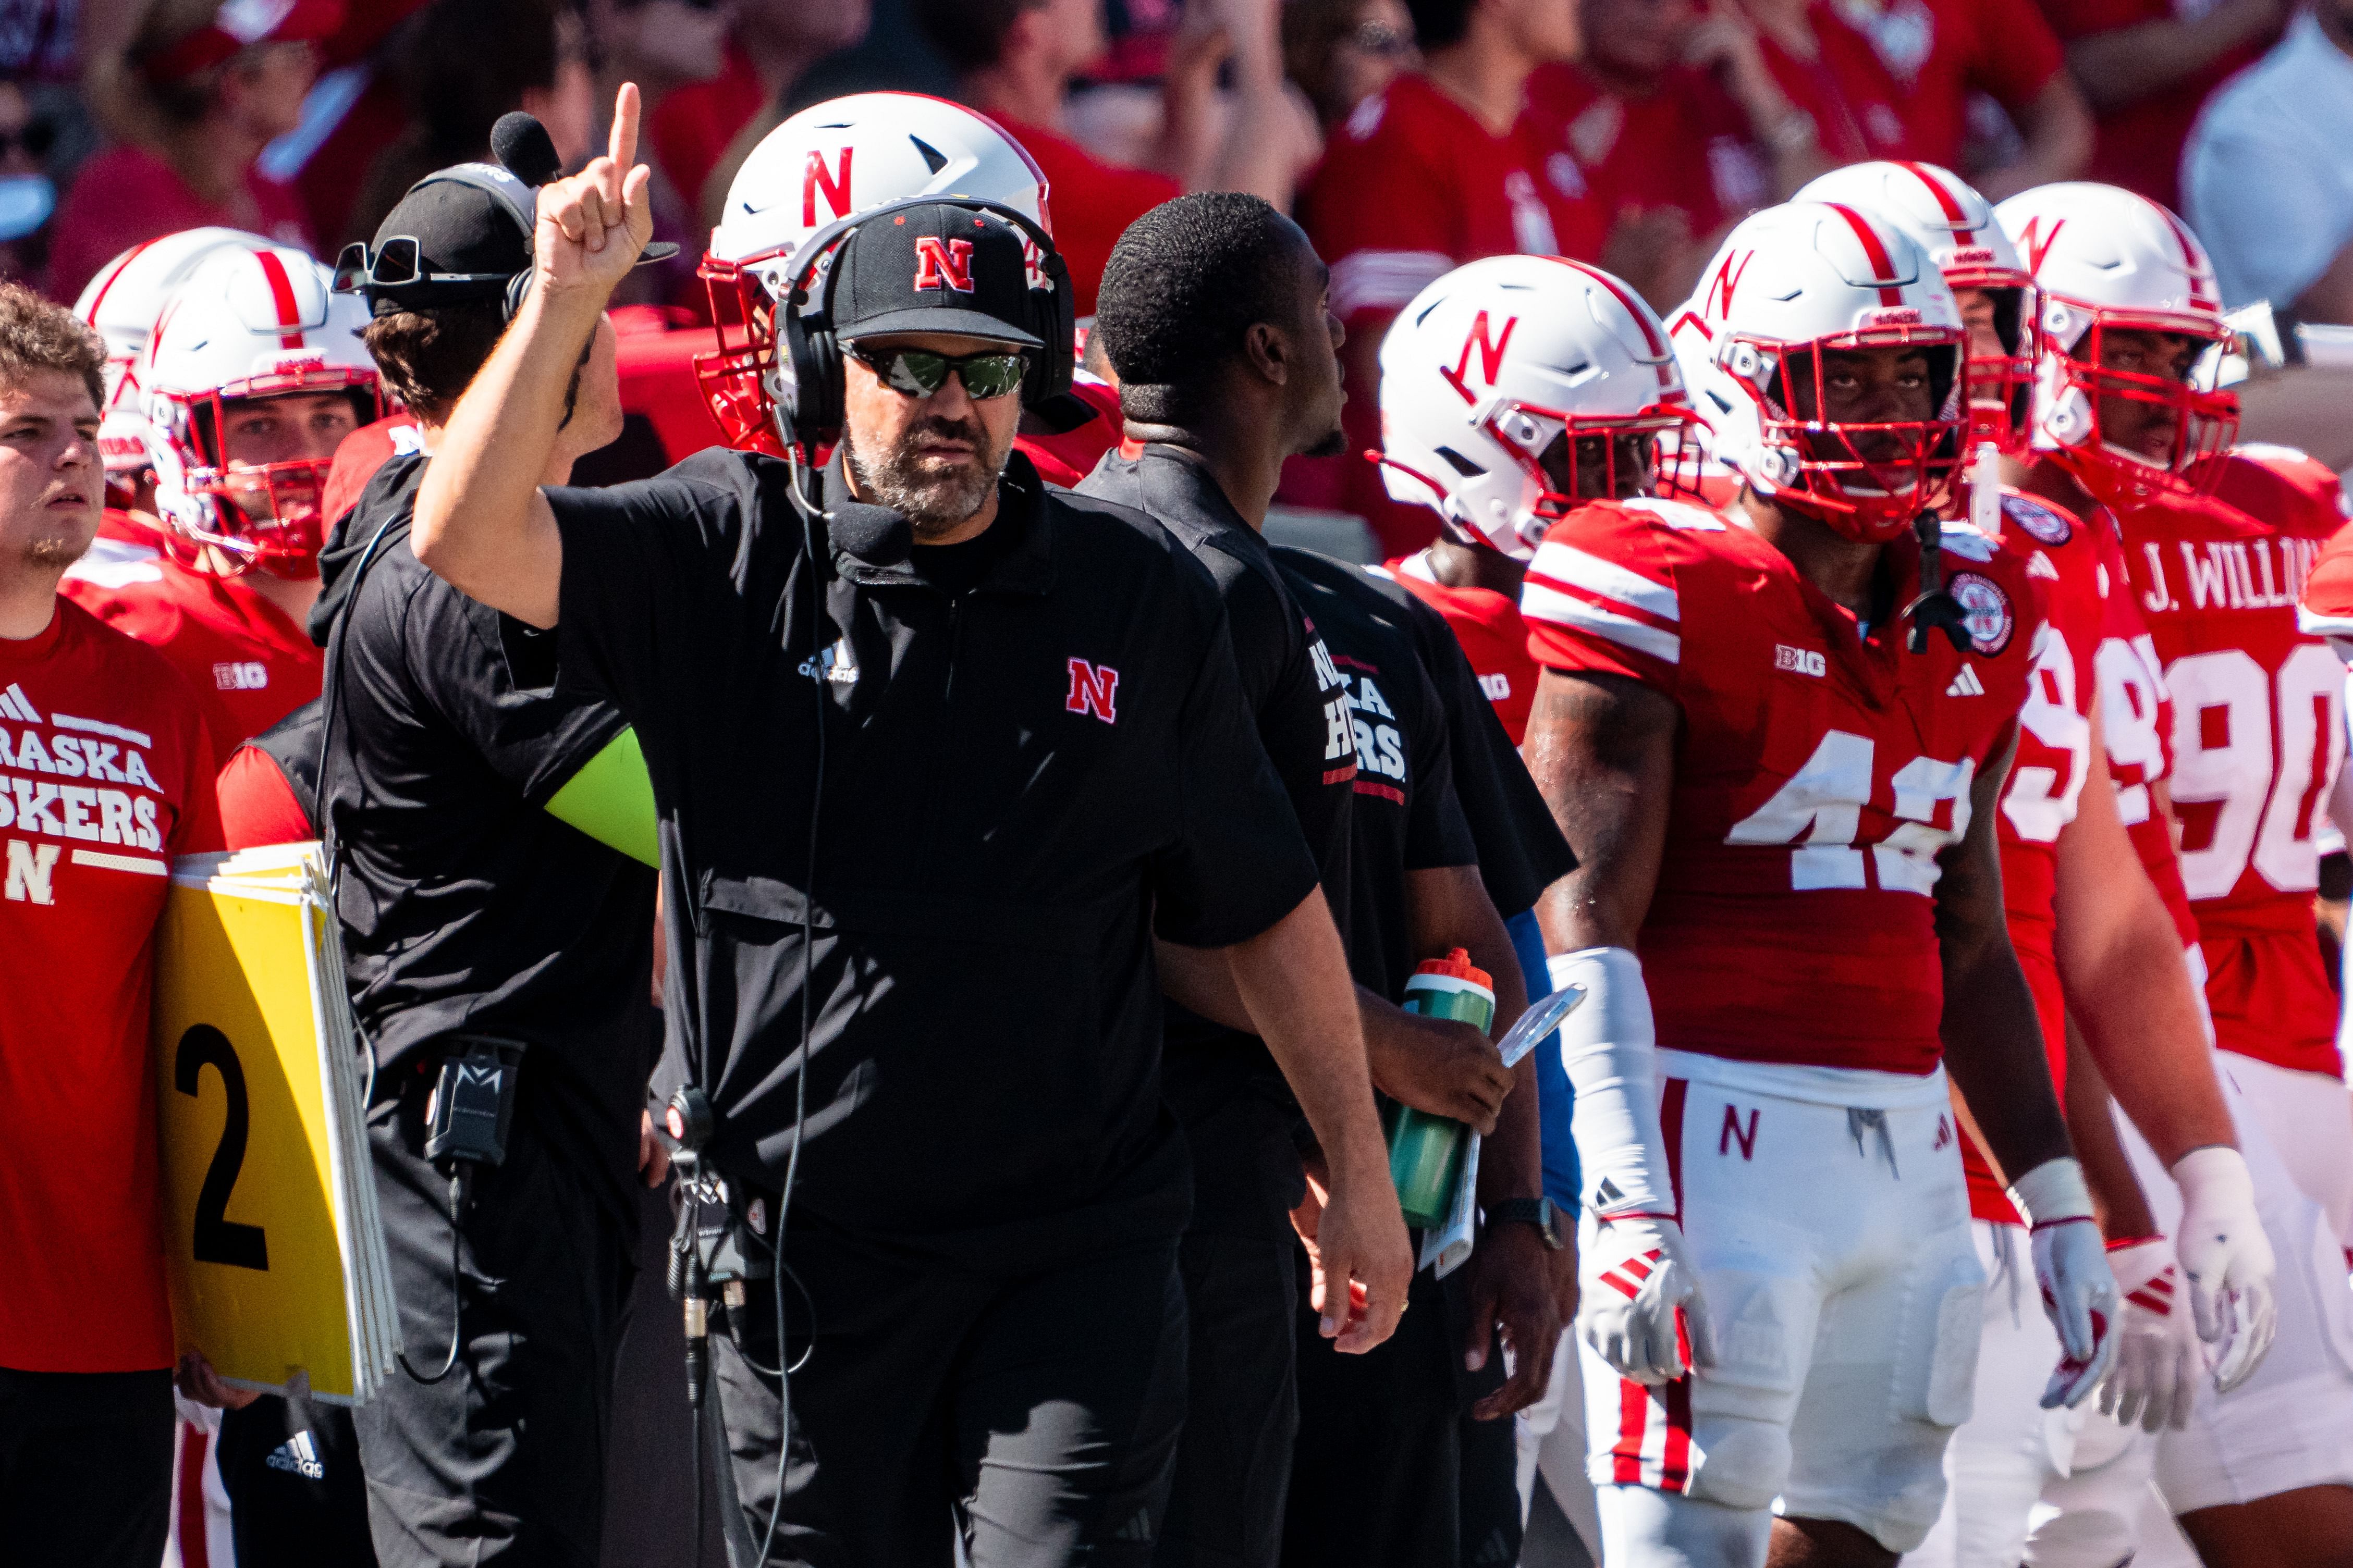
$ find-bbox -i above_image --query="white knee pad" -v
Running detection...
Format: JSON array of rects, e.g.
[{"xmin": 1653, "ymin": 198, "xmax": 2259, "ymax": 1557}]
[
  {"xmin": 1600, "ymin": 1483, "xmax": 1774, "ymax": 1568},
  {"xmin": 1685, "ymin": 1418, "xmax": 1793, "ymax": 1513}
]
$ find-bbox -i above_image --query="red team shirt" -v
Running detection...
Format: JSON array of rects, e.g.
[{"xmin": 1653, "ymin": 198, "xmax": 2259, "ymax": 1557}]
[
  {"xmin": 1382, "ymin": 552, "xmax": 1540, "ymax": 745},
  {"xmin": 1522, "ymin": 496, "xmax": 2041, "ymax": 1073},
  {"xmin": 1829, "ymin": 0, "xmax": 2067, "ymax": 169},
  {"xmin": 1527, "ymin": 64, "xmax": 1772, "ymax": 248},
  {"xmin": 2038, "ymin": 0, "xmax": 2278, "ymax": 208},
  {"xmin": 0, "ymin": 600, "xmax": 223, "ymax": 1372},
  {"xmin": 2107, "ymin": 454, "xmax": 2345, "ymax": 1078},
  {"xmin": 1299, "ymin": 72, "xmax": 1608, "ymax": 553},
  {"xmin": 1754, "ymin": 4, "xmax": 1916, "ymax": 164},
  {"xmin": 61, "ymin": 517, "xmax": 322, "ymax": 759},
  {"xmin": 1977, "ymin": 488, "xmax": 2101, "ymax": 1221}
]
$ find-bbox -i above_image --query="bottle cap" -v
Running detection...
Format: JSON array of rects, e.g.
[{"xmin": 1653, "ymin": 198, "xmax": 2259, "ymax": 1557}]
[{"xmin": 1412, "ymin": 947, "xmax": 1491, "ymax": 989}]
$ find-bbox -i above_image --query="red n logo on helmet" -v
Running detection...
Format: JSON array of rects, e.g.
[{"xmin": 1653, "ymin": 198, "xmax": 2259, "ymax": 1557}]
[
  {"xmin": 1439, "ymin": 311, "xmax": 1517, "ymax": 404},
  {"xmin": 802, "ymin": 148, "xmax": 853, "ymax": 228},
  {"xmin": 2015, "ymin": 216, "xmax": 2065, "ymax": 278},
  {"xmin": 913, "ymin": 237, "xmax": 976, "ymax": 293},
  {"xmin": 1705, "ymin": 251, "xmax": 1754, "ymax": 320}
]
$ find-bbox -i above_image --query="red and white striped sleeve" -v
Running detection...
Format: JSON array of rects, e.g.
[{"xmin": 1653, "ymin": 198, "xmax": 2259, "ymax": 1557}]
[{"xmin": 1519, "ymin": 500, "xmax": 1683, "ymax": 695}]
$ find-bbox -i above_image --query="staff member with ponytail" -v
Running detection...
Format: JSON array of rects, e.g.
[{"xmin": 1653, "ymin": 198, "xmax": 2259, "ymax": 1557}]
[{"xmin": 404, "ymin": 85, "xmax": 1412, "ymax": 1564}]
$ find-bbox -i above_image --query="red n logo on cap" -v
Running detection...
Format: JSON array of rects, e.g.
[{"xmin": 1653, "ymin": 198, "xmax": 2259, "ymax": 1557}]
[{"xmin": 913, "ymin": 237, "xmax": 976, "ymax": 293}]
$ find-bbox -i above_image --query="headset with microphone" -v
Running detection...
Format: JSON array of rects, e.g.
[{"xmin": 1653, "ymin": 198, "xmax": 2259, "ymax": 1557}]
[{"xmin": 773, "ymin": 195, "xmax": 1074, "ymax": 451}]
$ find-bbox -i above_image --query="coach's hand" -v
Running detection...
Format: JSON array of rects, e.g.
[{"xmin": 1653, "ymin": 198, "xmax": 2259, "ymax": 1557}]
[
  {"xmin": 1295, "ymin": 1146, "xmax": 1413, "ymax": 1354},
  {"xmin": 536, "ymin": 82, "xmax": 653, "ymax": 304},
  {"xmin": 1365, "ymin": 1004, "xmax": 1512, "ymax": 1135},
  {"xmin": 1577, "ymin": 1213, "xmax": 1715, "ymax": 1385},
  {"xmin": 2171, "ymin": 1145, "xmax": 2276, "ymax": 1392},
  {"xmin": 1465, "ymin": 1219, "xmax": 1561, "ymax": 1418}
]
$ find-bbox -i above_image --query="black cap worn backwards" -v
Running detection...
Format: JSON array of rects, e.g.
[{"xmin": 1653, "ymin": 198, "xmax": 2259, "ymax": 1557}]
[
  {"xmin": 831, "ymin": 203, "xmax": 1042, "ymax": 349},
  {"xmin": 361, "ymin": 161, "xmax": 538, "ymax": 316}
]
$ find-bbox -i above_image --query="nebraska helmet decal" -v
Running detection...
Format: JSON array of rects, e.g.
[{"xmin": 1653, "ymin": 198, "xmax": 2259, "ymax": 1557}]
[
  {"xmin": 698, "ymin": 93, "xmax": 1052, "ymax": 456},
  {"xmin": 1669, "ymin": 201, "xmax": 1969, "ymax": 542},
  {"xmin": 1797, "ymin": 162, "xmax": 2036, "ymax": 454},
  {"xmin": 1377, "ymin": 254, "xmax": 1694, "ymax": 558},
  {"xmin": 140, "ymin": 244, "xmax": 383, "ymax": 579},
  {"xmin": 1993, "ymin": 182, "xmax": 2238, "ymax": 508}
]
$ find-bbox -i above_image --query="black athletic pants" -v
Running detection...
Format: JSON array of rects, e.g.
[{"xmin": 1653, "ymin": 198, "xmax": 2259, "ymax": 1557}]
[
  {"xmin": 1153, "ymin": 1231, "xmax": 1299, "ymax": 1568},
  {"xmin": 218, "ymin": 1394, "xmax": 379, "ymax": 1566},
  {"xmin": 0, "ymin": 1366, "xmax": 173, "ymax": 1568},
  {"xmin": 1281, "ymin": 1256, "xmax": 1521, "ymax": 1568},
  {"xmin": 352, "ymin": 1073, "xmax": 635, "ymax": 1568},
  {"xmin": 710, "ymin": 1230, "xmax": 1188, "ymax": 1567}
]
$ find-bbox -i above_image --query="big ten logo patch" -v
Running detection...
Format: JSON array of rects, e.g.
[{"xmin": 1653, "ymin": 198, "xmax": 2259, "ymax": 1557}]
[
  {"xmin": 215, "ymin": 660, "xmax": 268, "ymax": 692},
  {"xmin": 1774, "ymin": 644, "xmax": 1825, "ymax": 678}
]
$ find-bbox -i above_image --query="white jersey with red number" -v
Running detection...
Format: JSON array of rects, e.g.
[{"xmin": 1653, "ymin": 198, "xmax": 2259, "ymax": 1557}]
[
  {"xmin": 1522, "ymin": 496, "xmax": 2042, "ymax": 1075},
  {"xmin": 1976, "ymin": 486, "xmax": 2101, "ymax": 1221},
  {"xmin": 1382, "ymin": 551, "xmax": 1538, "ymax": 745},
  {"xmin": 2111, "ymin": 451, "xmax": 2344, "ymax": 1077}
]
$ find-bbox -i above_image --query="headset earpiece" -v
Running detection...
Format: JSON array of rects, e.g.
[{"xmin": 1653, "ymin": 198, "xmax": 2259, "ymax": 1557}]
[
  {"xmin": 782, "ymin": 277, "xmax": 846, "ymax": 447},
  {"xmin": 1025, "ymin": 250, "xmax": 1076, "ymax": 411},
  {"xmin": 504, "ymin": 268, "xmax": 533, "ymax": 324}
]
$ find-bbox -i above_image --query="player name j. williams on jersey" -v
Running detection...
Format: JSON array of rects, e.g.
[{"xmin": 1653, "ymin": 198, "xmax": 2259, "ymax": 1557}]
[
  {"xmin": 0, "ymin": 678, "xmax": 174, "ymax": 903},
  {"xmin": 2133, "ymin": 529, "xmax": 2321, "ymax": 615}
]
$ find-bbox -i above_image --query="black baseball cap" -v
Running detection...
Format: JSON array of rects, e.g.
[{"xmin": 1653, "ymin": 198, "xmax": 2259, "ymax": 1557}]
[{"xmin": 831, "ymin": 203, "xmax": 1041, "ymax": 350}]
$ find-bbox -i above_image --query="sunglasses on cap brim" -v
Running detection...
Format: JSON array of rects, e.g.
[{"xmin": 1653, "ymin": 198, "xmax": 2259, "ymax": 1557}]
[{"xmin": 334, "ymin": 234, "xmax": 682, "ymax": 294}]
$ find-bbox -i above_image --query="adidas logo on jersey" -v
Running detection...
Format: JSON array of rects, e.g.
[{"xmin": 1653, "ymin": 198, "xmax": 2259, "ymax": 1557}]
[
  {"xmin": 265, "ymin": 1431, "xmax": 325, "ymax": 1480},
  {"xmin": 1945, "ymin": 665, "xmax": 1986, "ymax": 698}
]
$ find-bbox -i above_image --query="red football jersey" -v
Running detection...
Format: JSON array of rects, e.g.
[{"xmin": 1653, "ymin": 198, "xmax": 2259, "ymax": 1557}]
[
  {"xmin": 1978, "ymin": 486, "xmax": 2102, "ymax": 1221},
  {"xmin": 1382, "ymin": 551, "xmax": 1539, "ymax": 745},
  {"xmin": 1527, "ymin": 63, "xmax": 1771, "ymax": 245},
  {"xmin": 1830, "ymin": 0, "xmax": 2065, "ymax": 168},
  {"xmin": 1755, "ymin": 3, "xmax": 1917, "ymax": 165},
  {"xmin": 1015, "ymin": 375, "xmax": 1123, "ymax": 489},
  {"xmin": 2088, "ymin": 514, "xmax": 2200, "ymax": 948},
  {"xmin": 1522, "ymin": 497, "xmax": 2041, "ymax": 1074},
  {"xmin": 2111, "ymin": 462, "xmax": 2343, "ymax": 1076},
  {"xmin": 321, "ymin": 412, "xmax": 424, "ymax": 532},
  {"xmin": 217, "ymin": 742, "xmax": 312, "ymax": 851},
  {"xmin": 0, "ymin": 599, "xmax": 222, "ymax": 1373},
  {"xmin": 62, "ymin": 522, "xmax": 321, "ymax": 761}
]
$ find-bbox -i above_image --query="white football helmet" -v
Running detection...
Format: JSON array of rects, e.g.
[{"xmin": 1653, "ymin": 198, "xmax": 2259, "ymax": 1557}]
[
  {"xmin": 698, "ymin": 92, "xmax": 1053, "ymax": 455},
  {"xmin": 1377, "ymin": 255, "xmax": 1693, "ymax": 558},
  {"xmin": 1993, "ymin": 182, "xmax": 2238, "ymax": 508},
  {"xmin": 141, "ymin": 245, "xmax": 382, "ymax": 579},
  {"xmin": 1796, "ymin": 162, "xmax": 2035, "ymax": 453},
  {"xmin": 72, "ymin": 227, "xmax": 274, "ymax": 496},
  {"xmin": 1669, "ymin": 201, "xmax": 1969, "ymax": 541}
]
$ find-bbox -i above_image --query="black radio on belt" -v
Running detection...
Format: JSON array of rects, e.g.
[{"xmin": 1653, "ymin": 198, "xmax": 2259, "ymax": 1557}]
[{"xmin": 424, "ymin": 1036, "xmax": 526, "ymax": 1168}]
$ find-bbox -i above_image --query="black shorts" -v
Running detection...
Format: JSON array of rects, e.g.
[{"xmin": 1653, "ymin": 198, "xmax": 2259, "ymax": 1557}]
[{"xmin": 711, "ymin": 1228, "xmax": 1187, "ymax": 1567}]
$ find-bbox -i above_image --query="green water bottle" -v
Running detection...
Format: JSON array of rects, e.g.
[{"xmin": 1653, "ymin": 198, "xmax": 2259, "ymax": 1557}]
[{"xmin": 1387, "ymin": 948, "xmax": 1494, "ymax": 1228}]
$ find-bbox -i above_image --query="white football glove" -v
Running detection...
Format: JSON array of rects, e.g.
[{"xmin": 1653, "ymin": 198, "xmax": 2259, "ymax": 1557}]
[
  {"xmin": 2171, "ymin": 1145, "xmax": 2276, "ymax": 1392},
  {"xmin": 2009, "ymin": 1158, "xmax": 2121, "ymax": 1409},
  {"xmin": 1581, "ymin": 1212, "xmax": 1717, "ymax": 1384},
  {"xmin": 1552, "ymin": 947, "xmax": 1718, "ymax": 1386},
  {"xmin": 2097, "ymin": 1238, "xmax": 2201, "ymax": 1432}
]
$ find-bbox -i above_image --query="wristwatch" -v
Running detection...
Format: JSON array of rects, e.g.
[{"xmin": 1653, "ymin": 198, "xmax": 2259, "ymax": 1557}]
[{"xmin": 1490, "ymin": 1196, "xmax": 1567, "ymax": 1251}]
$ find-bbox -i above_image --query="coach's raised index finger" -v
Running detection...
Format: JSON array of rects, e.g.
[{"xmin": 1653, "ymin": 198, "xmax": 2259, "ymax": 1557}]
[{"xmin": 610, "ymin": 81, "xmax": 640, "ymax": 177}]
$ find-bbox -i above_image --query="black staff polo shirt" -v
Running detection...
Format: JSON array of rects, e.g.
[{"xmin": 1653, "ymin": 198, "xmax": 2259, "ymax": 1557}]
[
  {"xmin": 546, "ymin": 448, "xmax": 1318, "ymax": 1268},
  {"xmin": 1077, "ymin": 443, "xmax": 1356, "ymax": 1241}
]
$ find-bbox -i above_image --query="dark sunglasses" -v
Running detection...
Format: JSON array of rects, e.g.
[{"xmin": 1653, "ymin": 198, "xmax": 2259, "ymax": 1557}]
[
  {"xmin": 333, "ymin": 236, "xmax": 514, "ymax": 294},
  {"xmin": 848, "ymin": 345, "xmax": 1030, "ymax": 401},
  {"xmin": 0, "ymin": 119, "xmax": 55, "ymax": 160}
]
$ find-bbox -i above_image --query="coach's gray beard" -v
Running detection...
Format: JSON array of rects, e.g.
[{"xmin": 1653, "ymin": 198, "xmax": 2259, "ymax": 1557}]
[{"xmin": 844, "ymin": 417, "xmax": 1007, "ymax": 540}]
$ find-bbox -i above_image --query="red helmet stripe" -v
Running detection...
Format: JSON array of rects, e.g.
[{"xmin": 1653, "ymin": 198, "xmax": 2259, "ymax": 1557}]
[
  {"xmin": 2154, "ymin": 205, "xmax": 2217, "ymax": 310},
  {"xmin": 1823, "ymin": 203, "xmax": 1907, "ymax": 306},
  {"xmin": 82, "ymin": 236, "xmax": 163, "ymax": 327},
  {"xmin": 253, "ymin": 249, "xmax": 307, "ymax": 350},
  {"xmin": 1895, "ymin": 163, "xmax": 1968, "ymax": 225},
  {"xmin": 1543, "ymin": 256, "xmax": 1676, "ymax": 387}
]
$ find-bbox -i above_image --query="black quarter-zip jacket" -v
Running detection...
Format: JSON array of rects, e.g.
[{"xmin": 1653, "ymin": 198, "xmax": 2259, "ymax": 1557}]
[{"xmin": 547, "ymin": 448, "xmax": 1318, "ymax": 1268}]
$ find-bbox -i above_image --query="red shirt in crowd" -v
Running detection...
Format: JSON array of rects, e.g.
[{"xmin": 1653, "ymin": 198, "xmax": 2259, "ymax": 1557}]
[
  {"xmin": 2039, "ymin": 0, "xmax": 2277, "ymax": 207},
  {"xmin": 1828, "ymin": 0, "xmax": 2065, "ymax": 168},
  {"xmin": 0, "ymin": 598, "xmax": 223, "ymax": 1373},
  {"xmin": 60, "ymin": 520, "xmax": 322, "ymax": 760},
  {"xmin": 1754, "ymin": 4, "xmax": 1915, "ymax": 163},
  {"xmin": 986, "ymin": 116, "xmax": 1181, "ymax": 320},
  {"xmin": 1529, "ymin": 63, "xmax": 1773, "ymax": 247},
  {"xmin": 1297, "ymin": 72, "xmax": 1608, "ymax": 554},
  {"xmin": 646, "ymin": 40, "xmax": 765, "ymax": 227},
  {"xmin": 42, "ymin": 145, "xmax": 316, "ymax": 304}
]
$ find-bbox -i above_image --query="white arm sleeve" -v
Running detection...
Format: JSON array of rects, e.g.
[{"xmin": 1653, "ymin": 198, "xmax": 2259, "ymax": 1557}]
[{"xmin": 1549, "ymin": 946, "xmax": 1676, "ymax": 1218}]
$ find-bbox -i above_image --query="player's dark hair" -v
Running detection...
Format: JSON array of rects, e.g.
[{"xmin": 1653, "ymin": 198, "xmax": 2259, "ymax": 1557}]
[
  {"xmin": 1403, "ymin": 0, "xmax": 1477, "ymax": 51},
  {"xmin": 1096, "ymin": 193, "xmax": 1305, "ymax": 426},
  {"xmin": 911, "ymin": 0, "xmax": 1044, "ymax": 72},
  {"xmin": 360, "ymin": 302, "xmax": 508, "ymax": 425}
]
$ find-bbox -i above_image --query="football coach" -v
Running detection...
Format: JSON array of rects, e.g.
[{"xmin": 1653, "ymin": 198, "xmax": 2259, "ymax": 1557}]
[{"xmin": 406, "ymin": 88, "xmax": 1412, "ymax": 1565}]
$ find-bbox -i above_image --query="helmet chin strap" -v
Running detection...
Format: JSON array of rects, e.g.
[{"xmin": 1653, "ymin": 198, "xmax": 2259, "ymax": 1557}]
[{"xmin": 1901, "ymin": 511, "xmax": 1971, "ymax": 654}]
